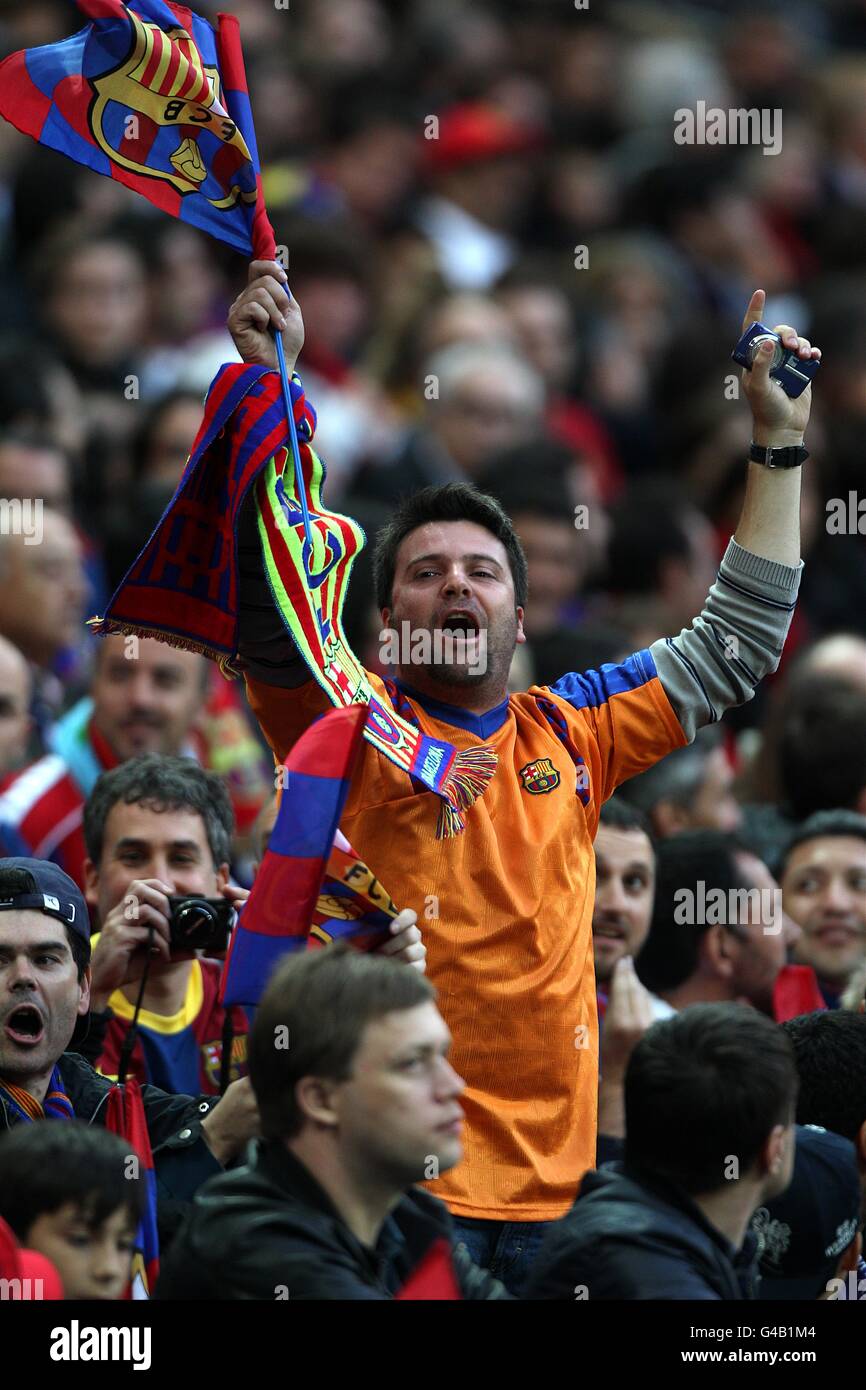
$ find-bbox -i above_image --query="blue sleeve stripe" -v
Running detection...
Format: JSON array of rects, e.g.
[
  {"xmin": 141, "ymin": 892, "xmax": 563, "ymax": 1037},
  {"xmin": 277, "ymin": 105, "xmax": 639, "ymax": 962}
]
[
  {"xmin": 548, "ymin": 649, "xmax": 658, "ymax": 712},
  {"xmin": 716, "ymin": 572, "xmax": 797, "ymax": 612},
  {"xmin": 663, "ymin": 638, "xmax": 717, "ymax": 725}
]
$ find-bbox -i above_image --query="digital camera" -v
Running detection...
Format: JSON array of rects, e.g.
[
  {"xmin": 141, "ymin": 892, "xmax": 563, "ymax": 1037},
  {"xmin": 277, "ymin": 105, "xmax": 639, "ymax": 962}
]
[
  {"xmin": 731, "ymin": 321, "xmax": 819, "ymax": 399},
  {"xmin": 167, "ymin": 895, "xmax": 233, "ymax": 953}
]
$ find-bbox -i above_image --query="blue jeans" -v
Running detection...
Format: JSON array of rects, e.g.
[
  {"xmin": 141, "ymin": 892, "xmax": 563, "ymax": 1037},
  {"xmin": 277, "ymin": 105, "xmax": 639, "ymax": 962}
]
[{"xmin": 452, "ymin": 1216, "xmax": 550, "ymax": 1297}]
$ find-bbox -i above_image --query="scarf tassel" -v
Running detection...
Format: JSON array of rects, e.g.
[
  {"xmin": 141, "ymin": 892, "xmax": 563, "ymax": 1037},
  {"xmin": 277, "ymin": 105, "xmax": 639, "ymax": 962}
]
[{"xmin": 436, "ymin": 746, "xmax": 498, "ymax": 839}]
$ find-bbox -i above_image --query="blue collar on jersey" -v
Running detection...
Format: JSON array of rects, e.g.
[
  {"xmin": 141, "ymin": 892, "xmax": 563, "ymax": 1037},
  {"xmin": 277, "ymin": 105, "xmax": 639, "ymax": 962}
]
[{"xmin": 393, "ymin": 679, "xmax": 510, "ymax": 738}]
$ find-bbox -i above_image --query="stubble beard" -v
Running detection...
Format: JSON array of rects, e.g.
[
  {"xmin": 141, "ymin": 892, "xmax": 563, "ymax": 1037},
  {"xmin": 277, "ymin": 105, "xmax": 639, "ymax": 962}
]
[{"xmin": 411, "ymin": 611, "xmax": 517, "ymax": 697}]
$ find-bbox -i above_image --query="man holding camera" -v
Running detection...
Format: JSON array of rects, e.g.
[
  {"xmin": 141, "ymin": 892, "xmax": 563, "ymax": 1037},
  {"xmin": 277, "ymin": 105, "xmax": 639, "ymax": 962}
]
[
  {"xmin": 81, "ymin": 753, "xmax": 252, "ymax": 1097},
  {"xmin": 82, "ymin": 752, "xmax": 425, "ymax": 1098}
]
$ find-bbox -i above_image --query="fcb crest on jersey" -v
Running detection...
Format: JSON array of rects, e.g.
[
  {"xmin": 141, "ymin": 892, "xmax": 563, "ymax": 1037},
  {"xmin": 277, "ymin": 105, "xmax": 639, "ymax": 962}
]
[
  {"xmin": 201, "ymin": 1033, "xmax": 247, "ymax": 1090},
  {"xmin": 519, "ymin": 758, "xmax": 561, "ymax": 794}
]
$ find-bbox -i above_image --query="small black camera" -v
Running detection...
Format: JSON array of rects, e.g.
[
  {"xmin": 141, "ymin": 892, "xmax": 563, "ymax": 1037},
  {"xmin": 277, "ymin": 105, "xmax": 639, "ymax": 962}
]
[{"xmin": 167, "ymin": 895, "xmax": 233, "ymax": 953}]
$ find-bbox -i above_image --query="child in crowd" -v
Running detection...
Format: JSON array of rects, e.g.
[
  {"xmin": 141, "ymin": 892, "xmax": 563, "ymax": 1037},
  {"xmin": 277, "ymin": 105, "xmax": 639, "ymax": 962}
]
[{"xmin": 0, "ymin": 1121, "xmax": 144, "ymax": 1299}]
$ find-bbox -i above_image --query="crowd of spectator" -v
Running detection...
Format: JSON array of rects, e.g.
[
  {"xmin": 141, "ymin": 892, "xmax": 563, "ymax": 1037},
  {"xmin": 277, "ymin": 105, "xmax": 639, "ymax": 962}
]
[{"xmin": 1, "ymin": 0, "xmax": 866, "ymax": 1305}]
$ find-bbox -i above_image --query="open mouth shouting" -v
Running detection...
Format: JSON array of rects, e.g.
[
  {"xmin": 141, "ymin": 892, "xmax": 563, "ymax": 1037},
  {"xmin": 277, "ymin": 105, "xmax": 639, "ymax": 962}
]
[
  {"xmin": 438, "ymin": 610, "xmax": 487, "ymax": 661},
  {"xmin": 440, "ymin": 609, "xmax": 482, "ymax": 636},
  {"xmin": 3, "ymin": 1002, "xmax": 46, "ymax": 1047}
]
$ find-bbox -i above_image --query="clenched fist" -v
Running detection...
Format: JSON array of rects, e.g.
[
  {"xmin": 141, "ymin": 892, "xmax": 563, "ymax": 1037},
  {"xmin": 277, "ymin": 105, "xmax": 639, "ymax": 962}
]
[{"xmin": 228, "ymin": 259, "xmax": 305, "ymax": 372}]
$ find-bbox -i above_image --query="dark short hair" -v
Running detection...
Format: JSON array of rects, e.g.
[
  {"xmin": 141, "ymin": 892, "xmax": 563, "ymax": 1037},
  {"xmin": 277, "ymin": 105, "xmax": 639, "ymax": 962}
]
[
  {"xmin": 0, "ymin": 1121, "xmax": 144, "ymax": 1241},
  {"xmin": 65, "ymin": 924, "xmax": 90, "ymax": 982},
  {"xmin": 778, "ymin": 684, "xmax": 866, "ymax": 821},
  {"xmin": 372, "ymin": 482, "xmax": 528, "ymax": 611},
  {"xmin": 625, "ymin": 1004, "xmax": 798, "ymax": 1195},
  {"xmin": 777, "ymin": 809, "xmax": 866, "ymax": 879},
  {"xmin": 635, "ymin": 830, "xmax": 747, "ymax": 993},
  {"xmin": 249, "ymin": 943, "xmax": 435, "ymax": 1140},
  {"xmin": 781, "ymin": 1011, "xmax": 866, "ymax": 1141},
  {"xmin": 0, "ymin": 865, "xmax": 90, "ymax": 980},
  {"xmin": 598, "ymin": 794, "xmax": 654, "ymax": 845},
  {"xmin": 83, "ymin": 754, "xmax": 234, "ymax": 869}
]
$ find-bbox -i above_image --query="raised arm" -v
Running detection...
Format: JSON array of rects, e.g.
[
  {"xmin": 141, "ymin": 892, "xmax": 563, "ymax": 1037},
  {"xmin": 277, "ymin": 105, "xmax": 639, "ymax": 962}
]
[
  {"xmin": 732, "ymin": 287, "xmax": 819, "ymax": 567},
  {"xmin": 649, "ymin": 290, "xmax": 820, "ymax": 741}
]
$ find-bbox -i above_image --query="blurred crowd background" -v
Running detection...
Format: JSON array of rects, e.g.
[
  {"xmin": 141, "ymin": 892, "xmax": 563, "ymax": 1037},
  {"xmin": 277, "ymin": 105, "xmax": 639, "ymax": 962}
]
[{"xmin": 0, "ymin": 0, "xmax": 864, "ymax": 879}]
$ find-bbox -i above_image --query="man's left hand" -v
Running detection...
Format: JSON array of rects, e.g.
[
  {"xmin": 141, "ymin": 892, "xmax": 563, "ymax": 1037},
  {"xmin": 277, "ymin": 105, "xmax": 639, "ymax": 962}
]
[
  {"xmin": 200, "ymin": 1076, "xmax": 260, "ymax": 1166},
  {"xmin": 375, "ymin": 908, "xmax": 427, "ymax": 973},
  {"xmin": 222, "ymin": 885, "xmax": 427, "ymax": 971},
  {"xmin": 739, "ymin": 288, "xmax": 822, "ymax": 445}
]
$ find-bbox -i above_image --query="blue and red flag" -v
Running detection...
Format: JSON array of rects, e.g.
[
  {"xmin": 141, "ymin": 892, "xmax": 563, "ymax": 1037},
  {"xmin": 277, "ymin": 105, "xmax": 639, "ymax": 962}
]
[
  {"xmin": 308, "ymin": 827, "xmax": 399, "ymax": 954},
  {"xmin": 220, "ymin": 704, "xmax": 394, "ymax": 1008},
  {"xmin": 105, "ymin": 1077, "xmax": 159, "ymax": 1299},
  {"xmin": 0, "ymin": 0, "xmax": 275, "ymax": 258}
]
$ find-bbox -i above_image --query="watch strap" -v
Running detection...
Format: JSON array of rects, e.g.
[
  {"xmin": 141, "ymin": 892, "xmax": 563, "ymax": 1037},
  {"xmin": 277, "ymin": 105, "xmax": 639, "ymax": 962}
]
[{"xmin": 748, "ymin": 441, "xmax": 809, "ymax": 469}]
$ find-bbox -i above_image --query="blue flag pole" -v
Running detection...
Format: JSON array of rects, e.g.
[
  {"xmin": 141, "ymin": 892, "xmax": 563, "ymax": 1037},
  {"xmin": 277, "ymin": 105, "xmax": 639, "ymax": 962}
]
[{"xmin": 273, "ymin": 326, "xmax": 317, "ymax": 580}]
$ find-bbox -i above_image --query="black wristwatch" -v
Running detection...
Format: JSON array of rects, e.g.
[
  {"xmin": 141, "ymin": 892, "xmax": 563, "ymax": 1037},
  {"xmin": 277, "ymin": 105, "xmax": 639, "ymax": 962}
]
[{"xmin": 748, "ymin": 441, "xmax": 809, "ymax": 469}]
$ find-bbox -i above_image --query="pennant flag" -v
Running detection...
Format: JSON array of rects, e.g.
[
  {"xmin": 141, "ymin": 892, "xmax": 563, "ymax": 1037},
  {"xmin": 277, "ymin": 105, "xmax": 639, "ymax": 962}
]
[
  {"xmin": 105, "ymin": 1078, "xmax": 159, "ymax": 1299},
  {"xmin": 394, "ymin": 1238, "xmax": 462, "ymax": 1301},
  {"xmin": 0, "ymin": 0, "xmax": 276, "ymax": 258},
  {"xmin": 220, "ymin": 703, "xmax": 371, "ymax": 1007}
]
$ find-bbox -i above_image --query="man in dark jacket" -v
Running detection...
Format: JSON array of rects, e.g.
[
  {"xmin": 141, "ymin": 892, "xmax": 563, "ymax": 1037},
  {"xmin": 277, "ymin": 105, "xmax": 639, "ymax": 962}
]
[
  {"xmin": 526, "ymin": 1004, "xmax": 798, "ymax": 1300},
  {"xmin": 0, "ymin": 857, "xmax": 252, "ymax": 1208},
  {"xmin": 157, "ymin": 943, "xmax": 510, "ymax": 1299}
]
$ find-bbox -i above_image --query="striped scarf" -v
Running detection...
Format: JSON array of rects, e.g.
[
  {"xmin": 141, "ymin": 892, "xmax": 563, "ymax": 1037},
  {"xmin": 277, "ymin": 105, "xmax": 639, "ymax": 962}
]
[{"xmin": 0, "ymin": 1064, "xmax": 75, "ymax": 1122}]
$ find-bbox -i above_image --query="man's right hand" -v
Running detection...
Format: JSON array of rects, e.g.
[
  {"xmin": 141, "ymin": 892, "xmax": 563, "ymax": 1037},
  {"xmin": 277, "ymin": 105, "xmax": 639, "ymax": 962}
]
[
  {"xmin": 600, "ymin": 955, "xmax": 655, "ymax": 1083},
  {"xmin": 89, "ymin": 879, "xmax": 174, "ymax": 1011},
  {"xmin": 597, "ymin": 956, "xmax": 656, "ymax": 1141},
  {"xmin": 227, "ymin": 260, "xmax": 305, "ymax": 372}
]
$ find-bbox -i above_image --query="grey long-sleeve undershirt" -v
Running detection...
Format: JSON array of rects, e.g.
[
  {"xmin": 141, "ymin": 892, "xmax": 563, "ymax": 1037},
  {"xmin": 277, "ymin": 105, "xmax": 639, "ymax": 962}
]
[{"xmin": 649, "ymin": 536, "xmax": 802, "ymax": 743}]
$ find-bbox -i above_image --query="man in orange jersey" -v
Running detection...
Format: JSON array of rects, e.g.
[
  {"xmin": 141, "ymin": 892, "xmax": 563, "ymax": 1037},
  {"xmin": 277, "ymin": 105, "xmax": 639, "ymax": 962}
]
[{"xmin": 226, "ymin": 263, "xmax": 818, "ymax": 1294}]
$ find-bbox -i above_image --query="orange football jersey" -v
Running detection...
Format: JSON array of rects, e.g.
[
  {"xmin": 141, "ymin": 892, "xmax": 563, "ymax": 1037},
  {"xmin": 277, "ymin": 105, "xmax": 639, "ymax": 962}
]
[{"xmin": 246, "ymin": 652, "xmax": 686, "ymax": 1221}]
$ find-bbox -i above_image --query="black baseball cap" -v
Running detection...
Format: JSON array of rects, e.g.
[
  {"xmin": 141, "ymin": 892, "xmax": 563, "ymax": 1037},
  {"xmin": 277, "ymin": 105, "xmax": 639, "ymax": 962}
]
[
  {"xmin": 0, "ymin": 858, "xmax": 90, "ymax": 943},
  {"xmin": 752, "ymin": 1125, "xmax": 862, "ymax": 1300}
]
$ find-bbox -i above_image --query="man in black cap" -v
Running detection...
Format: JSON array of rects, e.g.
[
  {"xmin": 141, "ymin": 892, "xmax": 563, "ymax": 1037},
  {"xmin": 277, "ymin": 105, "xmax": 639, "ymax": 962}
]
[{"xmin": 0, "ymin": 856, "xmax": 253, "ymax": 1205}]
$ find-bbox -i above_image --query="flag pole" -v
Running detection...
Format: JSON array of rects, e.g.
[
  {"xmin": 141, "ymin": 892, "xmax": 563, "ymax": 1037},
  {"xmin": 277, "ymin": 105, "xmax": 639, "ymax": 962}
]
[
  {"xmin": 214, "ymin": 11, "xmax": 318, "ymax": 580},
  {"xmin": 273, "ymin": 325, "xmax": 317, "ymax": 579}
]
